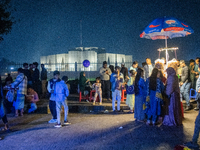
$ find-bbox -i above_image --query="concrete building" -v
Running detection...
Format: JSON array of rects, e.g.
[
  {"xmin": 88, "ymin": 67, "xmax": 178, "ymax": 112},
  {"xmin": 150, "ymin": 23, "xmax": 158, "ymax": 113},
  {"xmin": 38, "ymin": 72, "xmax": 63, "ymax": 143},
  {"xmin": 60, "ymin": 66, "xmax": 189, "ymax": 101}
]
[{"xmin": 40, "ymin": 47, "xmax": 132, "ymax": 72}]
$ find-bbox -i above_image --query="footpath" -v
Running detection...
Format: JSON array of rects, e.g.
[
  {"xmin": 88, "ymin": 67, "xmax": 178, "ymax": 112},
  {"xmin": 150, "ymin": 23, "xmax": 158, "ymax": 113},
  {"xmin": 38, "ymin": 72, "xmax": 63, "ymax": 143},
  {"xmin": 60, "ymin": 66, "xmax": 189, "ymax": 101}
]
[{"xmin": 0, "ymin": 95, "xmax": 199, "ymax": 150}]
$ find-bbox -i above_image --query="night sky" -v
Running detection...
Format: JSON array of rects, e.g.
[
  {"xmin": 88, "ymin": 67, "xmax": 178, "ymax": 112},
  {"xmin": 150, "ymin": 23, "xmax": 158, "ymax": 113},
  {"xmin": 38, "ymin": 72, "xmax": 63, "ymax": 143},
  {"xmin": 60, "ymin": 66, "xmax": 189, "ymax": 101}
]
[{"xmin": 1, "ymin": 0, "xmax": 200, "ymax": 64}]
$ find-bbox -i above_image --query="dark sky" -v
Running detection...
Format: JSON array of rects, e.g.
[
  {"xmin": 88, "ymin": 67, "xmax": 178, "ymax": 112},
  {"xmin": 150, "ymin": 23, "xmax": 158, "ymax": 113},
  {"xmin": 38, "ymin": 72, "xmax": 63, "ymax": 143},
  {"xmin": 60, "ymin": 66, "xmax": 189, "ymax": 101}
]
[{"xmin": 1, "ymin": 0, "xmax": 200, "ymax": 64}]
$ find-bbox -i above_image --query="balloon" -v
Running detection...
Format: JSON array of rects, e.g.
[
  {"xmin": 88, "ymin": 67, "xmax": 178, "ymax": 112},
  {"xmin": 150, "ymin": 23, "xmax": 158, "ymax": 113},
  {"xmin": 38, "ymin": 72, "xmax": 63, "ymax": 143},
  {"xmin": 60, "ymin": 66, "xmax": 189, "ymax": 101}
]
[{"xmin": 83, "ymin": 60, "xmax": 90, "ymax": 68}]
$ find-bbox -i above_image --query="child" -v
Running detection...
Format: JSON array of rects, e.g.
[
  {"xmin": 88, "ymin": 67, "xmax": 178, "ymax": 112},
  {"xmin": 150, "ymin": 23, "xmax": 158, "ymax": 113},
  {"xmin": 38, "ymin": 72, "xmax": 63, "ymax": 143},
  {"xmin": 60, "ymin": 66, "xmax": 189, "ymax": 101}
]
[
  {"xmin": 92, "ymin": 77, "xmax": 102, "ymax": 105},
  {"xmin": 25, "ymin": 88, "xmax": 39, "ymax": 113},
  {"xmin": 54, "ymin": 76, "xmax": 70, "ymax": 128},
  {"xmin": 126, "ymin": 70, "xmax": 136, "ymax": 113},
  {"xmin": 110, "ymin": 66, "xmax": 124, "ymax": 112}
]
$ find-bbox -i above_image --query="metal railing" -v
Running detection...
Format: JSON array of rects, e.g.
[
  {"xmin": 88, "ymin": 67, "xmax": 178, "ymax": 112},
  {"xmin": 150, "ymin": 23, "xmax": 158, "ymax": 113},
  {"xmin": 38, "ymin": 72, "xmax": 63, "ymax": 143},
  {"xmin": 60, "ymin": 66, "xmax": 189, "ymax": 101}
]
[{"xmin": 0, "ymin": 62, "xmax": 133, "ymax": 80}]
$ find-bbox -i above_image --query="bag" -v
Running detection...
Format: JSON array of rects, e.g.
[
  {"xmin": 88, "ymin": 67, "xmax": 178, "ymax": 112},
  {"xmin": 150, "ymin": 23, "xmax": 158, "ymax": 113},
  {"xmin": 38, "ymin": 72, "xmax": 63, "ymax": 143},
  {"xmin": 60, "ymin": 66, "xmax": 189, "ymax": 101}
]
[
  {"xmin": 6, "ymin": 90, "xmax": 15, "ymax": 102},
  {"xmin": 126, "ymin": 84, "xmax": 135, "ymax": 94}
]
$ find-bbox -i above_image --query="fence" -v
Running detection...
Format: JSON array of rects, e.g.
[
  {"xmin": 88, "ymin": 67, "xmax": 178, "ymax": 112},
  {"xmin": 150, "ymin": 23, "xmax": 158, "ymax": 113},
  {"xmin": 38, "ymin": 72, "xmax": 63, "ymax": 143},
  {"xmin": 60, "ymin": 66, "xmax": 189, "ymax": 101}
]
[
  {"xmin": 45, "ymin": 62, "xmax": 132, "ymax": 80},
  {"xmin": 0, "ymin": 62, "xmax": 133, "ymax": 80}
]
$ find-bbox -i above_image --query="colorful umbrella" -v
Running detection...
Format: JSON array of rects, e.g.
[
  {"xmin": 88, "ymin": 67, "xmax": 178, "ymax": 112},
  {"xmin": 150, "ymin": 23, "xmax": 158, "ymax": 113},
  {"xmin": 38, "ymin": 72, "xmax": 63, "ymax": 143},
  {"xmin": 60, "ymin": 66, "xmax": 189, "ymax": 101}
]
[
  {"xmin": 140, "ymin": 17, "xmax": 193, "ymax": 44},
  {"xmin": 140, "ymin": 17, "xmax": 194, "ymax": 63}
]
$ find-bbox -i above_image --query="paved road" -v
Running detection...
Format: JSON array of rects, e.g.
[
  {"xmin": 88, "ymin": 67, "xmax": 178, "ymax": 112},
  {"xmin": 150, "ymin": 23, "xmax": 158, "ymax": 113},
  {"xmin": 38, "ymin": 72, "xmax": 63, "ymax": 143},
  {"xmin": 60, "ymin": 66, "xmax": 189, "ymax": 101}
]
[{"xmin": 0, "ymin": 110, "xmax": 199, "ymax": 150}]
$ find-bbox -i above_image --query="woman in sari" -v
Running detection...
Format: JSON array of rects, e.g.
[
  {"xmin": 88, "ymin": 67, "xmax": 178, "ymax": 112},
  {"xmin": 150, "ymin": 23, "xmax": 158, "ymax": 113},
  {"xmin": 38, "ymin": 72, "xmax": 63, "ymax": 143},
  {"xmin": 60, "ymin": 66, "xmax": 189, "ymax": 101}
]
[
  {"xmin": 162, "ymin": 67, "xmax": 182, "ymax": 126},
  {"xmin": 145, "ymin": 68, "xmax": 164, "ymax": 126}
]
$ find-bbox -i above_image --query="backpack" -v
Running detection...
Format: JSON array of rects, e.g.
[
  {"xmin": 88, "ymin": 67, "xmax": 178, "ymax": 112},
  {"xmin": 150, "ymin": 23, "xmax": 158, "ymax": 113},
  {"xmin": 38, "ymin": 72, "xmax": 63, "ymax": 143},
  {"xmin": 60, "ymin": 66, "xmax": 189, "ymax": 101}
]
[
  {"xmin": 126, "ymin": 84, "xmax": 135, "ymax": 94},
  {"xmin": 6, "ymin": 90, "xmax": 15, "ymax": 102}
]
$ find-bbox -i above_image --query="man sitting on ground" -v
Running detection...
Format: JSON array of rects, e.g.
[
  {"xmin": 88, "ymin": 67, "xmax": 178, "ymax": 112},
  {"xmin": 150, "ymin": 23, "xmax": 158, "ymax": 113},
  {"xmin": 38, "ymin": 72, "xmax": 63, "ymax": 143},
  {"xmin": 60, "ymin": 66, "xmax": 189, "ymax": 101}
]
[{"xmin": 25, "ymin": 87, "xmax": 39, "ymax": 113}]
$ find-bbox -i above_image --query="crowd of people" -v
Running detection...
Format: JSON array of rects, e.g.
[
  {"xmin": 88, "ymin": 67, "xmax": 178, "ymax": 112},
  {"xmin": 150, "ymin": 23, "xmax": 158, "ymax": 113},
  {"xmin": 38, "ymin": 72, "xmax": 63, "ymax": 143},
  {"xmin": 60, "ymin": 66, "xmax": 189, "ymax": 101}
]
[
  {"xmin": 0, "ymin": 57, "xmax": 200, "ymax": 148},
  {"xmin": 79, "ymin": 58, "xmax": 200, "ymax": 148}
]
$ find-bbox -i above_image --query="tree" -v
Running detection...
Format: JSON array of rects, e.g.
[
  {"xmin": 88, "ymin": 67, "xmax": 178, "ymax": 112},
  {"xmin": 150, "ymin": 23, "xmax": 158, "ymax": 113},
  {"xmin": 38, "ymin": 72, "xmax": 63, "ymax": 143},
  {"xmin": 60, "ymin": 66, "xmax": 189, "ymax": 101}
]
[{"xmin": 0, "ymin": 0, "xmax": 14, "ymax": 41}]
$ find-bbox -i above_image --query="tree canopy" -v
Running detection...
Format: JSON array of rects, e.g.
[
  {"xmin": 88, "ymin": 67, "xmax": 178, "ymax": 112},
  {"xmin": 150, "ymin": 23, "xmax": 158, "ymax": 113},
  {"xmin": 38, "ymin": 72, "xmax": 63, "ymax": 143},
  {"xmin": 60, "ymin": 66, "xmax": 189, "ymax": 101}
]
[{"xmin": 0, "ymin": 0, "xmax": 14, "ymax": 41}]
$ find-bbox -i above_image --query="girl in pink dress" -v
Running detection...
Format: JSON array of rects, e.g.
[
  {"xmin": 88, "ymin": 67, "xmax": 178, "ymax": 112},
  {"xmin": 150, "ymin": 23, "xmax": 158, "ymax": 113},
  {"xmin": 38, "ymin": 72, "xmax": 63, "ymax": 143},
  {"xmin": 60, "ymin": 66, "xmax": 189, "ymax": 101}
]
[{"xmin": 92, "ymin": 77, "xmax": 102, "ymax": 105}]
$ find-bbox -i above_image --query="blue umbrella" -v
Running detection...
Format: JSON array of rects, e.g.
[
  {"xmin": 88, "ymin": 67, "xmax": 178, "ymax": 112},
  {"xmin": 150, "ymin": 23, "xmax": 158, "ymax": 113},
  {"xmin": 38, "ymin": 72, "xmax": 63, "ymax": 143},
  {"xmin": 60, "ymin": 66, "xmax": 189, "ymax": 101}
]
[
  {"xmin": 140, "ymin": 17, "xmax": 194, "ymax": 62},
  {"xmin": 140, "ymin": 17, "xmax": 194, "ymax": 47}
]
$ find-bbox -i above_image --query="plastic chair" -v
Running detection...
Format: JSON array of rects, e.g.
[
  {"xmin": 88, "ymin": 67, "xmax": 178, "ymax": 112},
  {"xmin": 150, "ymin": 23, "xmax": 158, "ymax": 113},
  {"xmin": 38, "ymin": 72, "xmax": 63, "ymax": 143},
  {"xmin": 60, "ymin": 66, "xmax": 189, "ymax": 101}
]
[
  {"xmin": 121, "ymin": 89, "xmax": 126, "ymax": 102},
  {"xmin": 89, "ymin": 90, "xmax": 99, "ymax": 102},
  {"xmin": 189, "ymin": 88, "xmax": 197, "ymax": 100},
  {"xmin": 79, "ymin": 91, "xmax": 89, "ymax": 102}
]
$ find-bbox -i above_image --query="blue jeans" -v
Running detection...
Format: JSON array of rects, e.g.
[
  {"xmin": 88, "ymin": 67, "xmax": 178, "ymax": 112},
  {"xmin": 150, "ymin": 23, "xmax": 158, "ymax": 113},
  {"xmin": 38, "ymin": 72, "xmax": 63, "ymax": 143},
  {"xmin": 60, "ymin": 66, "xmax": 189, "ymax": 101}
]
[
  {"xmin": 49, "ymin": 100, "xmax": 57, "ymax": 119},
  {"xmin": 180, "ymin": 82, "xmax": 191, "ymax": 106},
  {"xmin": 56, "ymin": 100, "xmax": 68, "ymax": 124},
  {"xmin": 112, "ymin": 90, "xmax": 122, "ymax": 111},
  {"xmin": 192, "ymin": 110, "xmax": 200, "ymax": 143},
  {"xmin": 28, "ymin": 103, "xmax": 37, "ymax": 113}
]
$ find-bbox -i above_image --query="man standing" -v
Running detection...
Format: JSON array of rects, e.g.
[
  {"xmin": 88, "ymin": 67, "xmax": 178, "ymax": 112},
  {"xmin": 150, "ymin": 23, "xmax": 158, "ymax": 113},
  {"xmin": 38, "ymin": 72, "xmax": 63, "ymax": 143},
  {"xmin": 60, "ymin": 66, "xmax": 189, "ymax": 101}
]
[
  {"xmin": 23, "ymin": 63, "xmax": 32, "ymax": 87},
  {"xmin": 32, "ymin": 62, "xmax": 40, "ymax": 95},
  {"xmin": 194, "ymin": 57, "xmax": 200, "ymax": 77},
  {"xmin": 11, "ymin": 68, "xmax": 27, "ymax": 116},
  {"xmin": 41, "ymin": 64, "xmax": 47, "ymax": 98},
  {"xmin": 143, "ymin": 58, "xmax": 154, "ymax": 81},
  {"xmin": 47, "ymin": 71, "xmax": 61, "ymax": 123},
  {"xmin": 120, "ymin": 63, "xmax": 128, "ymax": 80},
  {"xmin": 189, "ymin": 59, "xmax": 196, "ymax": 89},
  {"xmin": 129, "ymin": 61, "xmax": 138, "ymax": 72},
  {"xmin": 194, "ymin": 57, "xmax": 200, "ymax": 111},
  {"xmin": 99, "ymin": 61, "xmax": 112, "ymax": 101},
  {"xmin": 184, "ymin": 64, "xmax": 200, "ymax": 149},
  {"xmin": 180, "ymin": 60, "xmax": 192, "ymax": 111},
  {"xmin": 177, "ymin": 60, "xmax": 182, "ymax": 82},
  {"xmin": 194, "ymin": 57, "xmax": 200, "ymax": 85},
  {"xmin": 5, "ymin": 73, "xmax": 13, "ymax": 85}
]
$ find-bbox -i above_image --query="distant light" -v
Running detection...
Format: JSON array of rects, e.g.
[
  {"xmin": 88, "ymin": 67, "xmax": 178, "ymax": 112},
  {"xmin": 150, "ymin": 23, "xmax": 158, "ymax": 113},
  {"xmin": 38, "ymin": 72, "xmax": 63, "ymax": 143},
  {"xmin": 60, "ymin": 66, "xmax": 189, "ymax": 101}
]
[
  {"xmin": 158, "ymin": 47, "xmax": 178, "ymax": 51},
  {"xmin": 10, "ymin": 67, "xmax": 14, "ymax": 70}
]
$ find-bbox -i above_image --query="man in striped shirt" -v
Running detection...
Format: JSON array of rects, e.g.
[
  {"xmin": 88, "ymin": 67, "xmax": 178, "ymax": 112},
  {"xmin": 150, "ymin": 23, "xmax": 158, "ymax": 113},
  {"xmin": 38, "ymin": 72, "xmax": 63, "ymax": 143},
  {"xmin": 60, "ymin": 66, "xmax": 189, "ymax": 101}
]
[{"xmin": 11, "ymin": 68, "xmax": 27, "ymax": 116}]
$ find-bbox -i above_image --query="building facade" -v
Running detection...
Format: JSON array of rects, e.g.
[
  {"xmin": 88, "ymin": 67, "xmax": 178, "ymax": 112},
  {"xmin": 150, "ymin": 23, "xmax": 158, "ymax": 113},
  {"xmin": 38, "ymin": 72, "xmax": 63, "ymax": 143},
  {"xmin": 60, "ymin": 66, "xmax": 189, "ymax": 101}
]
[{"xmin": 40, "ymin": 47, "xmax": 132, "ymax": 72}]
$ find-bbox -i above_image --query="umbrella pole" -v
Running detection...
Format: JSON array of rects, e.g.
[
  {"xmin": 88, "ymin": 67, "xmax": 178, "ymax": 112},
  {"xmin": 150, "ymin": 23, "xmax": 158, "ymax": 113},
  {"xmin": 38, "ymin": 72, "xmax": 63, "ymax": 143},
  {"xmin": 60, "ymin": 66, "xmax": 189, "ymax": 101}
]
[{"xmin": 165, "ymin": 37, "xmax": 168, "ymax": 66}]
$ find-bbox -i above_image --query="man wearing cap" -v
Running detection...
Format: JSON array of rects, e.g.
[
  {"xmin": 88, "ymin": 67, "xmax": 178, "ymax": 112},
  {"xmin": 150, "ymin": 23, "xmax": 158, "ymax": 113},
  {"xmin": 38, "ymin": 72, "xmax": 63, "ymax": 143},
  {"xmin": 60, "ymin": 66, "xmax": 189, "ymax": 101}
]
[
  {"xmin": 99, "ymin": 61, "xmax": 112, "ymax": 101},
  {"xmin": 47, "ymin": 71, "xmax": 61, "ymax": 123}
]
